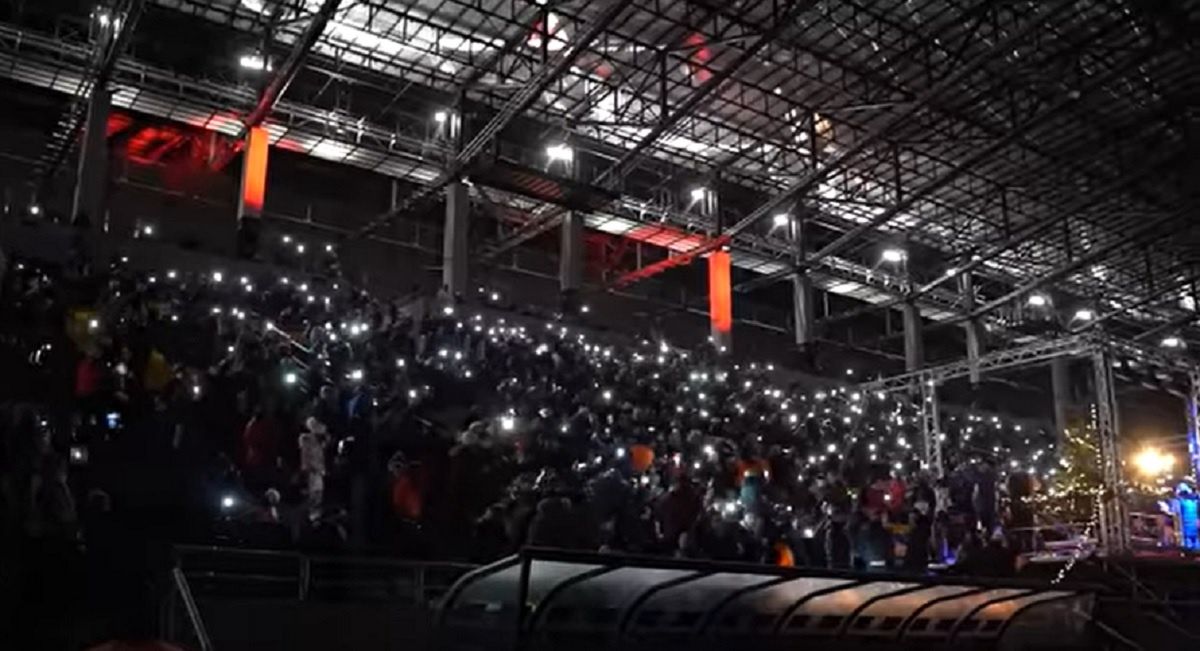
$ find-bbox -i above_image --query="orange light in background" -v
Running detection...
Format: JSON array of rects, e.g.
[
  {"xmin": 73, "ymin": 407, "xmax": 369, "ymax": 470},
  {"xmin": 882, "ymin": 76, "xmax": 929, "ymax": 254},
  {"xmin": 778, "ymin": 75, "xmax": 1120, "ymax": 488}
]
[
  {"xmin": 708, "ymin": 250, "xmax": 732, "ymax": 335},
  {"xmin": 240, "ymin": 125, "xmax": 270, "ymax": 216}
]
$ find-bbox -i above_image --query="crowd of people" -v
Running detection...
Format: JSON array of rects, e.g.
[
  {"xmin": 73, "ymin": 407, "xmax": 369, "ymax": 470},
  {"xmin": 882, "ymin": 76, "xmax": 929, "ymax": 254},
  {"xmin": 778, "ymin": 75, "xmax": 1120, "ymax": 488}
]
[{"xmin": 0, "ymin": 240, "xmax": 1060, "ymax": 641}]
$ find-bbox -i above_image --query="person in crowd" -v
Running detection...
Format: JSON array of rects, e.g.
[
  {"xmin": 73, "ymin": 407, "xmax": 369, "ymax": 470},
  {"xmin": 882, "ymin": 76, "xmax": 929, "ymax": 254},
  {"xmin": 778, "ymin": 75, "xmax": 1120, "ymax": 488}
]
[
  {"xmin": 0, "ymin": 250, "xmax": 1064, "ymax": 645},
  {"xmin": 299, "ymin": 417, "xmax": 330, "ymax": 514}
]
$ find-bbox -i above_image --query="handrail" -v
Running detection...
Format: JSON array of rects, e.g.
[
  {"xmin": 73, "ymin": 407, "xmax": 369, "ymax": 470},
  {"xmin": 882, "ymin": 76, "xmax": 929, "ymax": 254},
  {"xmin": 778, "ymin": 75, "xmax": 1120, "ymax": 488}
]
[
  {"xmin": 172, "ymin": 566, "xmax": 214, "ymax": 651},
  {"xmin": 174, "ymin": 543, "xmax": 475, "ymax": 573},
  {"xmin": 173, "ymin": 544, "xmax": 476, "ymax": 608}
]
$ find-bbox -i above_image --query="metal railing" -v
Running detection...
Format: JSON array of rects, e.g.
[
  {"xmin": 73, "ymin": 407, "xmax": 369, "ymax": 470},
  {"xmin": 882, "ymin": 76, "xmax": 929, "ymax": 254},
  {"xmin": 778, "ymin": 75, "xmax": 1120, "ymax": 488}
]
[
  {"xmin": 162, "ymin": 545, "xmax": 476, "ymax": 649},
  {"xmin": 171, "ymin": 544, "xmax": 475, "ymax": 605}
]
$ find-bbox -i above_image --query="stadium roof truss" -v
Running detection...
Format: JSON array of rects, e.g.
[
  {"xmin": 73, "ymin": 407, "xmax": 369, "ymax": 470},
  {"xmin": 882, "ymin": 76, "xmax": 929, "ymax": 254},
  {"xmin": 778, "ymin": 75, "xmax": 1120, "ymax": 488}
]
[{"xmin": 2, "ymin": 0, "xmax": 1199, "ymax": 344}]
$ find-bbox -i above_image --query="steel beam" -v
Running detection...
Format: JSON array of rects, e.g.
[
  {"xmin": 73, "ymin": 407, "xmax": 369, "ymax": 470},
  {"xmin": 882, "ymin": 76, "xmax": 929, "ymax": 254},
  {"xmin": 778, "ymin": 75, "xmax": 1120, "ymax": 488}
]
[
  {"xmin": 1071, "ymin": 270, "xmax": 1200, "ymax": 335},
  {"xmin": 960, "ymin": 272, "xmax": 983, "ymax": 385},
  {"xmin": 808, "ymin": 151, "xmax": 1194, "ymax": 329},
  {"xmin": 208, "ymin": 0, "xmax": 341, "ymax": 173},
  {"xmin": 71, "ymin": 85, "xmax": 111, "ymax": 226},
  {"xmin": 677, "ymin": 2, "xmax": 1071, "ymax": 268},
  {"xmin": 479, "ymin": 0, "xmax": 814, "ymax": 260},
  {"xmin": 920, "ymin": 380, "xmax": 944, "ymax": 478},
  {"xmin": 856, "ymin": 335, "xmax": 1094, "ymax": 394},
  {"xmin": 1050, "ymin": 356, "xmax": 1070, "ymax": 448},
  {"xmin": 37, "ymin": 0, "xmax": 143, "ymax": 187},
  {"xmin": 354, "ymin": 0, "xmax": 636, "ymax": 239},
  {"xmin": 1187, "ymin": 371, "xmax": 1200, "ymax": 487},
  {"xmin": 735, "ymin": 38, "xmax": 1180, "ymax": 294},
  {"xmin": 902, "ymin": 301, "xmax": 924, "ymax": 373},
  {"xmin": 961, "ymin": 207, "xmax": 1193, "ymax": 322},
  {"xmin": 1092, "ymin": 346, "xmax": 1130, "ymax": 554},
  {"xmin": 243, "ymin": 0, "xmax": 340, "ymax": 131}
]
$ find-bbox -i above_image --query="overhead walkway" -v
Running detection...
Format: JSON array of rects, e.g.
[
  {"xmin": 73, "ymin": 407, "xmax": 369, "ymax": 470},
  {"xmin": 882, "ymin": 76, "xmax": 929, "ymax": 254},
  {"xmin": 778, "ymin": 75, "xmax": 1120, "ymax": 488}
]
[{"xmin": 438, "ymin": 548, "xmax": 1096, "ymax": 651}]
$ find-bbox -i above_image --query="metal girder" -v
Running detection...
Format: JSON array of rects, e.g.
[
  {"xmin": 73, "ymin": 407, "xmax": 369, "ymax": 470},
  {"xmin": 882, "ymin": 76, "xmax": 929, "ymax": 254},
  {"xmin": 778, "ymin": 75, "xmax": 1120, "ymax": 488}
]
[
  {"xmin": 1092, "ymin": 346, "xmax": 1130, "ymax": 555},
  {"xmin": 1186, "ymin": 370, "xmax": 1200, "ymax": 485},
  {"xmin": 209, "ymin": 0, "xmax": 342, "ymax": 171},
  {"xmin": 919, "ymin": 380, "xmax": 944, "ymax": 478},
  {"xmin": 646, "ymin": 1, "xmax": 1074, "ymax": 278},
  {"xmin": 1071, "ymin": 270, "xmax": 1200, "ymax": 335},
  {"xmin": 814, "ymin": 150, "xmax": 1196, "ymax": 326},
  {"xmin": 628, "ymin": 1, "xmax": 1080, "ymax": 288},
  {"xmin": 353, "ymin": 0, "xmax": 636, "ymax": 239},
  {"xmin": 1129, "ymin": 311, "xmax": 1198, "ymax": 344},
  {"xmin": 962, "ymin": 206, "xmax": 1194, "ymax": 322},
  {"xmin": 856, "ymin": 330, "xmax": 1197, "ymax": 395},
  {"xmin": 734, "ymin": 38, "xmax": 1177, "ymax": 294},
  {"xmin": 478, "ymin": 0, "xmax": 813, "ymax": 261},
  {"xmin": 35, "ymin": 0, "xmax": 144, "ymax": 186},
  {"xmin": 857, "ymin": 335, "xmax": 1095, "ymax": 394},
  {"xmin": 610, "ymin": 235, "xmax": 730, "ymax": 288},
  {"xmin": 856, "ymin": 332, "xmax": 1192, "ymax": 553},
  {"xmin": 243, "ymin": 0, "xmax": 340, "ymax": 130}
]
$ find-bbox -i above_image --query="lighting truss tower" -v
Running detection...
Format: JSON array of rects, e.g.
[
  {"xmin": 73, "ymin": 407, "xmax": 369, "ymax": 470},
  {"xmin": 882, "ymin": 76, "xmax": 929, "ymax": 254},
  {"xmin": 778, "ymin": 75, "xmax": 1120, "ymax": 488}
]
[
  {"xmin": 919, "ymin": 380, "xmax": 944, "ymax": 479},
  {"xmin": 855, "ymin": 333, "xmax": 1184, "ymax": 553},
  {"xmin": 1091, "ymin": 347, "xmax": 1130, "ymax": 554},
  {"xmin": 1187, "ymin": 371, "xmax": 1200, "ymax": 485}
]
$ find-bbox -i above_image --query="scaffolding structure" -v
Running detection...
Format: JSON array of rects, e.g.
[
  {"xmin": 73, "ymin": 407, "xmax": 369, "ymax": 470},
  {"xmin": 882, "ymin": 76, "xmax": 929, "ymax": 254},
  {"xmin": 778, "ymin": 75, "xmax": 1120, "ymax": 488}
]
[{"xmin": 855, "ymin": 333, "xmax": 1200, "ymax": 555}]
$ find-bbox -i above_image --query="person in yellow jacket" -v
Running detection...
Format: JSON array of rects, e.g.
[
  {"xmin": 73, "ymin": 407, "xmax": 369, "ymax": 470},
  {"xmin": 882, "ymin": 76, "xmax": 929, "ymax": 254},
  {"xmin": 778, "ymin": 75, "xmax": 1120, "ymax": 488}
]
[{"xmin": 142, "ymin": 348, "xmax": 172, "ymax": 393}]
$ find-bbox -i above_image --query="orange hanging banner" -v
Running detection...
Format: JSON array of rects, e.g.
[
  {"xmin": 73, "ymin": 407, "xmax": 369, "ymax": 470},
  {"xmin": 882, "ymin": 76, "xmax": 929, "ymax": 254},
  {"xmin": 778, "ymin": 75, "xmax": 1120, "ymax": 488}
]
[
  {"xmin": 239, "ymin": 125, "xmax": 270, "ymax": 217},
  {"xmin": 707, "ymin": 249, "xmax": 733, "ymax": 337}
]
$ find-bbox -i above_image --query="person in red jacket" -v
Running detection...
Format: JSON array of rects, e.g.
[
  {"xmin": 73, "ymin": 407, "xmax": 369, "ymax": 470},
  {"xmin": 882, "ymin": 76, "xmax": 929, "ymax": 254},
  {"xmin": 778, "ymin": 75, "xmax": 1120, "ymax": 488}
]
[
  {"xmin": 241, "ymin": 408, "xmax": 281, "ymax": 489},
  {"xmin": 75, "ymin": 350, "xmax": 104, "ymax": 398}
]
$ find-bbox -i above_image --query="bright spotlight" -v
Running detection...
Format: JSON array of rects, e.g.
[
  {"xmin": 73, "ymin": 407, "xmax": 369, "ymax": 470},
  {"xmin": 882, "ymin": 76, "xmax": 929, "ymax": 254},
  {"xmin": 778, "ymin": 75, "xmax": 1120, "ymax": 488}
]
[
  {"xmin": 1073, "ymin": 308, "xmax": 1094, "ymax": 321},
  {"xmin": 220, "ymin": 495, "xmax": 237, "ymax": 510},
  {"xmin": 881, "ymin": 248, "xmax": 906, "ymax": 263},
  {"xmin": 434, "ymin": 110, "xmax": 448, "ymax": 124},
  {"xmin": 545, "ymin": 142, "xmax": 573, "ymax": 162},
  {"xmin": 1134, "ymin": 447, "xmax": 1176, "ymax": 477},
  {"xmin": 238, "ymin": 53, "xmax": 272, "ymax": 72},
  {"xmin": 284, "ymin": 372, "xmax": 297, "ymax": 385},
  {"xmin": 1027, "ymin": 293, "xmax": 1049, "ymax": 308},
  {"xmin": 772, "ymin": 213, "xmax": 790, "ymax": 228},
  {"xmin": 500, "ymin": 415, "xmax": 516, "ymax": 432},
  {"xmin": 29, "ymin": 204, "xmax": 42, "ymax": 216},
  {"xmin": 1161, "ymin": 336, "xmax": 1183, "ymax": 349},
  {"xmin": 689, "ymin": 187, "xmax": 707, "ymax": 202}
]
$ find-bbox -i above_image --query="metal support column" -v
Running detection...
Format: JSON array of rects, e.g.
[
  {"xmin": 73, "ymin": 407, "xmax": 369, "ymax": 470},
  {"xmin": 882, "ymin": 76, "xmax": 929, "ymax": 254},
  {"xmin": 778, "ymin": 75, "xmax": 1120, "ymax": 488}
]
[
  {"xmin": 700, "ymin": 187, "xmax": 731, "ymax": 353},
  {"xmin": 442, "ymin": 181, "xmax": 470, "ymax": 297},
  {"xmin": 959, "ymin": 272, "xmax": 983, "ymax": 384},
  {"xmin": 902, "ymin": 301, "xmax": 924, "ymax": 372},
  {"xmin": 1051, "ymin": 356, "xmax": 1071, "ymax": 447},
  {"xmin": 71, "ymin": 85, "xmax": 111, "ymax": 228},
  {"xmin": 1186, "ymin": 371, "xmax": 1200, "ymax": 483},
  {"xmin": 791, "ymin": 217, "xmax": 815, "ymax": 348},
  {"xmin": 558, "ymin": 148, "xmax": 583, "ymax": 313},
  {"xmin": 236, "ymin": 125, "xmax": 270, "ymax": 258},
  {"xmin": 920, "ymin": 379, "xmax": 944, "ymax": 478},
  {"xmin": 1092, "ymin": 347, "xmax": 1129, "ymax": 554},
  {"xmin": 793, "ymin": 275, "xmax": 815, "ymax": 346},
  {"xmin": 560, "ymin": 210, "xmax": 584, "ymax": 311}
]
